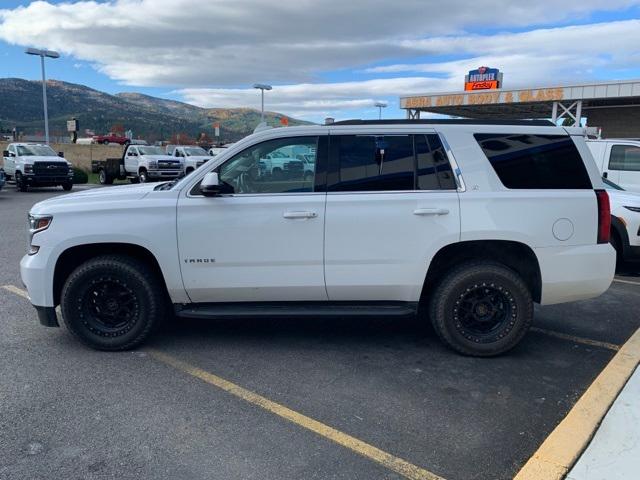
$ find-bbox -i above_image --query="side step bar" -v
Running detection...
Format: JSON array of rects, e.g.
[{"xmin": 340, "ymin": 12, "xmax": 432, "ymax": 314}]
[{"xmin": 174, "ymin": 302, "xmax": 419, "ymax": 320}]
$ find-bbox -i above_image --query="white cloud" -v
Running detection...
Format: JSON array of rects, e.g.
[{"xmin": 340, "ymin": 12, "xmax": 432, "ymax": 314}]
[{"xmin": 1, "ymin": 1, "xmax": 640, "ymax": 120}]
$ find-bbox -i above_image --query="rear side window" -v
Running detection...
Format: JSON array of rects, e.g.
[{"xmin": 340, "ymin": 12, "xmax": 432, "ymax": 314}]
[
  {"xmin": 474, "ymin": 133, "xmax": 592, "ymax": 189},
  {"xmin": 609, "ymin": 145, "xmax": 640, "ymax": 172},
  {"xmin": 328, "ymin": 134, "xmax": 456, "ymax": 192}
]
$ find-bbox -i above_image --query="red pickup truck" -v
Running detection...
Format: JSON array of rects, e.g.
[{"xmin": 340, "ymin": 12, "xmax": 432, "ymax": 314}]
[{"xmin": 92, "ymin": 133, "xmax": 130, "ymax": 145}]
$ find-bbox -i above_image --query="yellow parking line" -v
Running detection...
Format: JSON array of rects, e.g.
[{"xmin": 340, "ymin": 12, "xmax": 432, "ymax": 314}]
[
  {"xmin": 613, "ymin": 278, "xmax": 640, "ymax": 286},
  {"xmin": 1, "ymin": 284, "xmax": 29, "ymax": 299},
  {"xmin": 149, "ymin": 350, "xmax": 444, "ymax": 480},
  {"xmin": 530, "ymin": 327, "xmax": 620, "ymax": 352},
  {"xmin": 514, "ymin": 327, "xmax": 640, "ymax": 480}
]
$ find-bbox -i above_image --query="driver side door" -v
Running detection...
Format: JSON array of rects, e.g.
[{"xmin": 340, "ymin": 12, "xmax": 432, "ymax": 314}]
[{"xmin": 177, "ymin": 134, "xmax": 328, "ymax": 303}]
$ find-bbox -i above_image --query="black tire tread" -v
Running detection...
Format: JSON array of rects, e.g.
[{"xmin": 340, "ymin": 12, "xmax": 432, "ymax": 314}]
[
  {"xmin": 60, "ymin": 254, "xmax": 166, "ymax": 351},
  {"xmin": 429, "ymin": 261, "xmax": 533, "ymax": 357}
]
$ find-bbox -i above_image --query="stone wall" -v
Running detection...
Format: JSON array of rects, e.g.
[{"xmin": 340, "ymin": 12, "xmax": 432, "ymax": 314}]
[{"xmin": 0, "ymin": 142, "xmax": 124, "ymax": 171}]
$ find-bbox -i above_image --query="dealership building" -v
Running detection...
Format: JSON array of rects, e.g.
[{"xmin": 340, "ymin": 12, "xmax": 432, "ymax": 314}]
[{"xmin": 400, "ymin": 68, "xmax": 640, "ymax": 138}]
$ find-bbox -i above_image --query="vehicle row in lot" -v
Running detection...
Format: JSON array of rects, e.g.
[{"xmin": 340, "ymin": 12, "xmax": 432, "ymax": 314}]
[
  {"xmin": 2, "ymin": 143, "xmax": 74, "ymax": 191},
  {"xmin": 605, "ymin": 178, "xmax": 640, "ymax": 263},
  {"xmin": 22, "ymin": 119, "xmax": 616, "ymax": 357},
  {"xmin": 92, "ymin": 144, "xmax": 184, "ymax": 184},
  {"xmin": 587, "ymin": 138, "xmax": 640, "ymax": 192},
  {"xmin": 166, "ymin": 145, "xmax": 212, "ymax": 174}
]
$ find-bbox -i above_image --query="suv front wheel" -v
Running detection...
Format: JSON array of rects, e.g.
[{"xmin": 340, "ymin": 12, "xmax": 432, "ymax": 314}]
[
  {"xmin": 429, "ymin": 262, "xmax": 533, "ymax": 357},
  {"xmin": 60, "ymin": 255, "xmax": 166, "ymax": 350}
]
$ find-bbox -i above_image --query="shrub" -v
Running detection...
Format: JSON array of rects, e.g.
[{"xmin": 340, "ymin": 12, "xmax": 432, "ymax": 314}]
[{"xmin": 72, "ymin": 167, "xmax": 88, "ymax": 184}]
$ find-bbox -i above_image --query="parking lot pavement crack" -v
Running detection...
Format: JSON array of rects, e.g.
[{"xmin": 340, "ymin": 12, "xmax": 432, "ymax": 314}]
[{"xmin": 148, "ymin": 349, "xmax": 446, "ymax": 480}]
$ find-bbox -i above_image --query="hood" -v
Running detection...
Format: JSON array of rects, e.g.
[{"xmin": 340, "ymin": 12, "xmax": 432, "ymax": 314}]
[
  {"xmin": 607, "ymin": 188, "xmax": 640, "ymax": 209},
  {"xmin": 186, "ymin": 155, "xmax": 211, "ymax": 161},
  {"xmin": 20, "ymin": 156, "xmax": 68, "ymax": 164},
  {"xmin": 30, "ymin": 183, "xmax": 158, "ymax": 214}
]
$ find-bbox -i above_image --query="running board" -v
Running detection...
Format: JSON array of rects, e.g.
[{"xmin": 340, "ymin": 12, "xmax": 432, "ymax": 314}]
[{"xmin": 174, "ymin": 302, "xmax": 419, "ymax": 320}]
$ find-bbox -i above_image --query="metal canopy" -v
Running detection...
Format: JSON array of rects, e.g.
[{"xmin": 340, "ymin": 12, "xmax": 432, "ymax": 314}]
[{"xmin": 400, "ymin": 79, "xmax": 640, "ymax": 125}]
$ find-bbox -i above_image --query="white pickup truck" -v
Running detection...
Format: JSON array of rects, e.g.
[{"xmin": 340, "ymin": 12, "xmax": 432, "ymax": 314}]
[
  {"xmin": 166, "ymin": 145, "xmax": 212, "ymax": 175},
  {"xmin": 586, "ymin": 139, "xmax": 640, "ymax": 193},
  {"xmin": 21, "ymin": 120, "xmax": 615, "ymax": 356},
  {"xmin": 92, "ymin": 144, "xmax": 184, "ymax": 184},
  {"xmin": 2, "ymin": 143, "xmax": 74, "ymax": 191}
]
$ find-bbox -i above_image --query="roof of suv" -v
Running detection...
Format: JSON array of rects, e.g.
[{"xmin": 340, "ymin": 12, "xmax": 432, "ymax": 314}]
[{"xmin": 330, "ymin": 119, "xmax": 555, "ymax": 126}]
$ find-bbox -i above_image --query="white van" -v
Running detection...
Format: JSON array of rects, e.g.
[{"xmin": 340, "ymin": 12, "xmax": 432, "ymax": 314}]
[{"xmin": 586, "ymin": 139, "xmax": 640, "ymax": 193}]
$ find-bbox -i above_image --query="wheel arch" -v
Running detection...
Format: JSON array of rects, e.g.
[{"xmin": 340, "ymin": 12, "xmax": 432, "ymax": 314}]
[
  {"xmin": 610, "ymin": 215, "xmax": 629, "ymax": 256},
  {"xmin": 53, "ymin": 242, "xmax": 168, "ymax": 306},
  {"xmin": 421, "ymin": 240, "xmax": 542, "ymax": 304}
]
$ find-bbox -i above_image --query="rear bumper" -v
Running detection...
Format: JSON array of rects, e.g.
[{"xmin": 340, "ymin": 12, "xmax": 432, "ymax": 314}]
[{"xmin": 536, "ymin": 244, "xmax": 616, "ymax": 305}]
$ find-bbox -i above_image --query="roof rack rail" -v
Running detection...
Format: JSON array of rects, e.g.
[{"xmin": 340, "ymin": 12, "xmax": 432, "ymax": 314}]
[{"xmin": 331, "ymin": 119, "xmax": 555, "ymax": 126}]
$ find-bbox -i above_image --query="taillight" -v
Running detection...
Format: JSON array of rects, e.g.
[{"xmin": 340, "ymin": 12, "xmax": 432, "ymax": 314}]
[{"xmin": 595, "ymin": 189, "xmax": 611, "ymax": 244}]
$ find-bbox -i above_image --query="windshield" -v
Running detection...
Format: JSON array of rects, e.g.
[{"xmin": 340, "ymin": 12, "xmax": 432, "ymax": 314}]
[
  {"xmin": 184, "ymin": 147, "xmax": 208, "ymax": 156},
  {"xmin": 16, "ymin": 145, "xmax": 57, "ymax": 156},
  {"xmin": 138, "ymin": 146, "xmax": 165, "ymax": 156},
  {"xmin": 603, "ymin": 177, "xmax": 624, "ymax": 190}
]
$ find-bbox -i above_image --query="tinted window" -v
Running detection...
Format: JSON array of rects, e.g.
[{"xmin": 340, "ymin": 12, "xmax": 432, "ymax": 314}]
[
  {"xmin": 609, "ymin": 145, "xmax": 640, "ymax": 172},
  {"xmin": 329, "ymin": 135, "xmax": 414, "ymax": 191},
  {"xmin": 416, "ymin": 134, "xmax": 457, "ymax": 190},
  {"xmin": 219, "ymin": 136, "xmax": 318, "ymax": 194},
  {"xmin": 474, "ymin": 133, "xmax": 592, "ymax": 189}
]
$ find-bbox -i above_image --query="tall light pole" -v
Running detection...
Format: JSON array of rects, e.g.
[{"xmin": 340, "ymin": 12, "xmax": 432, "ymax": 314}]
[
  {"xmin": 253, "ymin": 83, "xmax": 272, "ymax": 123},
  {"xmin": 26, "ymin": 47, "xmax": 60, "ymax": 144},
  {"xmin": 374, "ymin": 101, "xmax": 388, "ymax": 120}
]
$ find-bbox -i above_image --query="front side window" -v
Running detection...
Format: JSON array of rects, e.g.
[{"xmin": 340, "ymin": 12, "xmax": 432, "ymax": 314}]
[
  {"xmin": 609, "ymin": 145, "xmax": 640, "ymax": 172},
  {"xmin": 219, "ymin": 136, "xmax": 318, "ymax": 194},
  {"xmin": 474, "ymin": 133, "xmax": 592, "ymax": 189}
]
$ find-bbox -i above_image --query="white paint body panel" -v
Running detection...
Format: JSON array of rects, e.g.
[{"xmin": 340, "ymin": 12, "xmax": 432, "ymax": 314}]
[{"xmin": 587, "ymin": 139, "xmax": 640, "ymax": 193}]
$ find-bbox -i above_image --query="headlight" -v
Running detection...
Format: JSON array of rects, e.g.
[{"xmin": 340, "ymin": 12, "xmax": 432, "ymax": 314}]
[
  {"xmin": 28, "ymin": 214, "xmax": 52, "ymax": 255},
  {"xmin": 148, "ymin": 161, "xmax": 158, "ymax": 169},
  {"xmin": 624, "ymin": 206, "xmax": 640, "ymax": 213},
  {"xmin": 24, "ymin": 164, "xmax": 33, "ymax": 174}
]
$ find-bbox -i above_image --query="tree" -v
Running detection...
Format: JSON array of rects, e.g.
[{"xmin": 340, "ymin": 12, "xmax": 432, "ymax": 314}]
[{"xmin": 169, "ymin": 132, "xmax": 195, "ymax": 145}]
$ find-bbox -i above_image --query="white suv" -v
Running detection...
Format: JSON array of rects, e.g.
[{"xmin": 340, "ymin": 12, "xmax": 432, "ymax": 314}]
[{"xmin": 20, "ymin": 120, "xmax": 615, "ymax": 356}]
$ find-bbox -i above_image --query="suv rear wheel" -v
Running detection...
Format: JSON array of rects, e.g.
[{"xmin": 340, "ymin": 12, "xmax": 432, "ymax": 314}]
[
  {"xmin": 429, "ymin": 261, "xmax": 533, "ymax": 357},
  {"xmin": 60, "ymin": 255, "xmax": 166, "ymax": 350}
]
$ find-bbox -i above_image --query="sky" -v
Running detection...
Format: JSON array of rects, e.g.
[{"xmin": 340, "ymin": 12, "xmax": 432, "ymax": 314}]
[{"xmin": 1, "ymin": 0, "xmax": 640, "ymax": 123}]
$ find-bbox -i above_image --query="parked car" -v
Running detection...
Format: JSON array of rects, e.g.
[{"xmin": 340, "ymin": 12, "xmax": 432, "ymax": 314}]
[
  {"xmin": 586, "ymin": 139, "xmax": 640, "ymax": 193},
  {"xmin": 166, "ymin": 145, "xmax": 212, "ymax": 174},
  {"xmin": 22, "ymin": 119, "xmax": 615, "ymax": 356},
  {"xmin": 91, "ymin": 144, "xmax": 184, "ymax": 184},
  {"xmin": 92, "ymin": 133, "xmax": 130, "ymax": 146},
  {"xmin": 2, "ymin": 143, "xmax": 74, "ymax": 191},
  {"xmin": 603, "ymin": 177, "xmax": 640, "ymax": 264}
]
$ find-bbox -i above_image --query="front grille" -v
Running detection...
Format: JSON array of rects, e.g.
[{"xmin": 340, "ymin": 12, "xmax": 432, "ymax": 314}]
[
  {"xmin": 158, "ymin": 161, "xmax": 182, "ymax": 170},
  {"xmin": 33, "ymin": 162, "xmax": 69, "ymax": 176}
]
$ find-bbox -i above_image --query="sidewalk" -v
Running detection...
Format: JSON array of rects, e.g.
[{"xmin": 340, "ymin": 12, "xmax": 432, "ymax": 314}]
[{"xmin": 567, "ymin": 366, "xmax": 640, "ymax": 480}]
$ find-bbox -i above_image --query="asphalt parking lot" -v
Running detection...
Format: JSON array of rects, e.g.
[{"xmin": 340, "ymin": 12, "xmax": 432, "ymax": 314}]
[{"xmin": 1, "ymin": 186, "xmax": 639, "ymax": 480}]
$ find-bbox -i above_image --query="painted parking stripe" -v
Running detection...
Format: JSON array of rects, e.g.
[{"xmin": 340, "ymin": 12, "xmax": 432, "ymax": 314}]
[
  {"xmin": 1, "ymin": 284, "xmax": 29, "ymax": 299},
  {"xmin": 514, "ymin": 327, "xmax": 640, "ymax": 480},
  {"xmin": 613, "ymin": 278, "xmax": 640, "ymax": 286},
  {"xmin": 530, "ymin": 327, "xmax": 620, "ymax": 352},
  {"xmin": 149, "ymin": 350, "xmax": 444, "ymax": 480}
]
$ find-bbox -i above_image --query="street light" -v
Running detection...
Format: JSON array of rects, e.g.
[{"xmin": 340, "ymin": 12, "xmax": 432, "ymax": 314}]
[
  {"xmin": 253, "ymin": 83, "xmax": 272, "ymax": 123},
  {"xmin": 26, "ymin": 47, "xmax": 60, "ymax": 144},
  {"xmin": 374, "ymin": 101, "xmax": 388, "ymax": 120}
]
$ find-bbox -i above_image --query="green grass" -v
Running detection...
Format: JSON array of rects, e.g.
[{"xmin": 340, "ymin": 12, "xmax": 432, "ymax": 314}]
[{"xmin": 86, "ymin": 172, "xmax": 129, "ymax": 185}]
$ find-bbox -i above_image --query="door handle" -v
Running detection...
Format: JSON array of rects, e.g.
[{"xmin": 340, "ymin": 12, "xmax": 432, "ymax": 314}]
[
  {"xmin": 283, "ymin": 211, "xmax": 317, "ymax": 219},
  {"xmin": 603, "ymin": 172, "xmax": 608, "ymax": 179},
  {"xmin": 413, "ymin": 208, "xmax": 449, "ymax": 216}
]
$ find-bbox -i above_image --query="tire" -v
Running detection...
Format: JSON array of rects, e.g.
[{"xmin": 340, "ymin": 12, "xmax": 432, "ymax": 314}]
[
  {"xmin": 429, "ymin": 261, "xmax": 533, "ymax": 357},
  {"xmin": 610, "ymin": 231, "xmax": 623, "ymax": 270},
  {"xmin": 60, "ymin": 255, "xmax": 166, "ymax": 351},
  {"xmin": 98, "ymin": 168, "xmax": 113, "ymax": 185},
  {"xmin": 15, "ymin": 171, "xmax": 28, "ymax": 192},
  {"xmin": 185, "ymin": 167, "xmax": 194, "ymax": 175},
  {"xmin": 138, "ymin": 169, "xmax": 148, "ymax": 183},
  {"xmin": 62, "ymin": 182, "xmax": 73, "ymax": 191},
  {"xmin": 129, "ymin": 177, "xmax": 140, "ymax": 184},
  {"xmin": 101, "ymin": 139, "xmax": 109, "ymax": 145}
]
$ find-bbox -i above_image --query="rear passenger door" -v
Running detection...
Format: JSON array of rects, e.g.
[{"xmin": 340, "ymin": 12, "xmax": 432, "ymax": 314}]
[
  {"xmin": 324, "ymin": 131, "xmax": 461, "ymax": 302},
  {"xmin": 608, "ymin": 142, "xmax": 640, "ymax": 193}
]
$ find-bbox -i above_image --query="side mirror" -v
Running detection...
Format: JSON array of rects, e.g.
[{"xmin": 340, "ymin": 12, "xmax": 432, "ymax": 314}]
[
  {"xmin": 58, "ymin": 152, "xmax": 64, "ymax": 157},
  {"xmin": 200, "ymin": 172, "xmax": 222, "ymax": 196},
  {"xmin": 2, "ymin": 150, "xmax": 8, "ymax": 157}
]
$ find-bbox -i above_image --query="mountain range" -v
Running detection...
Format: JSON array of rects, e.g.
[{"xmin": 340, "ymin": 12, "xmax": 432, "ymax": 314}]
[{"xmin": 0, "ymin": 78, "xmax": 310, "ymax": 142}]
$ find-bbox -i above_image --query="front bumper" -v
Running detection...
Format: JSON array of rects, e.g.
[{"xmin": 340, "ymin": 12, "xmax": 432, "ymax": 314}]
[
  {"xmin": 23, "ymin": 173, "xmax": 73, "ymax": 186},
  {"xmin": 147, "ymin": 169, "xmax": 183, "ymax": 179}
]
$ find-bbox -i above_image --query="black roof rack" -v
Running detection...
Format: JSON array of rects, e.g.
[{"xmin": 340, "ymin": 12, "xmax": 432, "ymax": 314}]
[{"xmin": 330, "ymin": 119, "xmax": 555, "ymax": 126}]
